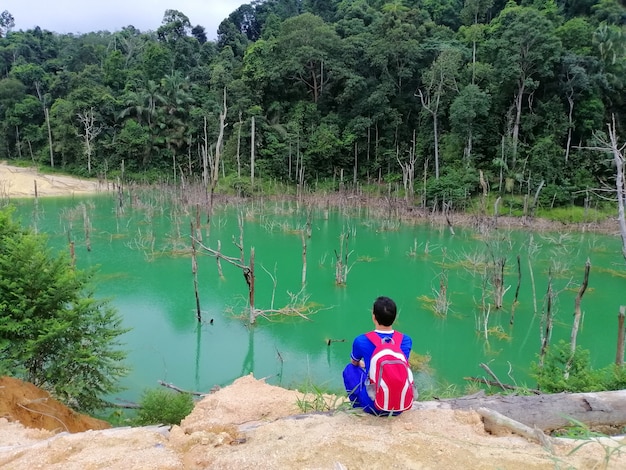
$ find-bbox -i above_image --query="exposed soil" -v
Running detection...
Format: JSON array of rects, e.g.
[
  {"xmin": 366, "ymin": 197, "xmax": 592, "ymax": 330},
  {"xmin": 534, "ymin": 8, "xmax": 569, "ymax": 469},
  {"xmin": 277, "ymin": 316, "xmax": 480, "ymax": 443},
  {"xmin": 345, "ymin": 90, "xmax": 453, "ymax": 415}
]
[
  {"xmin": 2, "ymin": 374, "xmax": 626, "ymax": 469},
  {"xmin": 0, "ymin": 162, "xmax": 110, "ymax": 198},
  {"xmin": 0, "ymin": 376, "xmax": 110, "ymax": 433}
]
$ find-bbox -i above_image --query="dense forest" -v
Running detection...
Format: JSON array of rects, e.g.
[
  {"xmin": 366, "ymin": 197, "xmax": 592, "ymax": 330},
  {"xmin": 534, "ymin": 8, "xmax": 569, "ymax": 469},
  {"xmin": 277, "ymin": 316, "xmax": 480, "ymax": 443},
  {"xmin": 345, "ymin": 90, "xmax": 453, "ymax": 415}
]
[{"xmin": 0, "ymin": 0, "xmax": 624, "ymax": 209}]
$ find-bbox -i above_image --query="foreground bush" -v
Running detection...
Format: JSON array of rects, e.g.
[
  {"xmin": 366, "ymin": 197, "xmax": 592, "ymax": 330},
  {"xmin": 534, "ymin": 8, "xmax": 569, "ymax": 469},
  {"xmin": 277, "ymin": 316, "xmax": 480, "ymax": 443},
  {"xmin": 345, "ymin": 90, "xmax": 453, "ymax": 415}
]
[
  {"xmin": 531, "ymin": 340, "xmax": 626, "ymax": 393},
  {"xmin": 0, "ymin": 207, "xmax": 129, "ymax": 412},
  {"xmin": 134, "ymin": 388, "xmax": 195, "ymax": 426}
]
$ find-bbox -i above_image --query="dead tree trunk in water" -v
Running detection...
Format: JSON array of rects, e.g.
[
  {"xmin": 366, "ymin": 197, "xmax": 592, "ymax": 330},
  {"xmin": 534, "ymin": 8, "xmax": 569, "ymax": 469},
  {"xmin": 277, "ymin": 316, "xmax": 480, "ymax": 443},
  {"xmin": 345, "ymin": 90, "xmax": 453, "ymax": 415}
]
[
  {"xmin": 566, "ymin": 258, "xmax": 590, "ymax": 377},
  {"xmin": 246, "ymin": 248, "xmax": 255, "ymax": 324},
  {"xmin": 194, "ymin": 204, "xmax": 202, "ymax": 244},
  {"xmin": 435, "ymin": 248, "xmax": 450, "ymax": 317},
  {"xmin": 617, "ymin": 306, "xmax": 626, "ymax": 366},
  {"xmin": 334, "ymin": 227, "xmax": 353, "ymax": 285},
  {"xmin": 493, "ymin": 256, "xmax": 505, "ymax": 309},
  {"xmin": 82, "ymin": 203, "xmax": 91, "ymax": 252},
  {"xmin": 300, "ymin": 208, "xmax": 312, "ymax": 286},
  {"xmin": 539, "ymin": 270, "xmax": 554, "ymax": 367},
  {"xmin": 570, "ymin": 258, "xmax": 590, "ymax": 353},
  {"xmin": 301, "ymin": 230, "xmax": 307, "ymax": 286},
  {"xmin": 216, "ymin": 240, "xmax": 224, "ymax": 278},
  {"xmin": 195, "ymin": 211, "xmax": 319, "ymax": 325},
  {"xmin": 190, "ymin": 221, "xmax": 202, "ymax": 322},
  {"xmin": 231, "ymin": 212, "xmax": 256, "ymax": 322},
  {"xmin": 509, "ymin": 255, "xmax": 521, "ymax": 325},
  {"xmin": 194, "ymin": 213, "xmax": 257, "ymax": 323}
]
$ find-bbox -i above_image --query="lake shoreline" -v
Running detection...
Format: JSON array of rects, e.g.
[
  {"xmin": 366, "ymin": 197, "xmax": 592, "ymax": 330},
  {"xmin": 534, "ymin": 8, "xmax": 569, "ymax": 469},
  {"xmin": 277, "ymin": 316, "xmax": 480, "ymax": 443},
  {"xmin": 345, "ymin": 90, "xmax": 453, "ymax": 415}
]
[{"xmin": 1, "ymin": 162, "xmax": 620, "ymax": 237}]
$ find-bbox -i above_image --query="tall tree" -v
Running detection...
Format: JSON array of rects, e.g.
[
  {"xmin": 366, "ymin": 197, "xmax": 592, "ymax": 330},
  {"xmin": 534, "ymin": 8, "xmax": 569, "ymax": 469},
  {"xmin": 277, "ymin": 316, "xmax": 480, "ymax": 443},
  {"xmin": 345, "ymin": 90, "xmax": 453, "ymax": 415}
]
[
  {"xmin": 10, "ymin": 63, "xmax": 55, "ymax": 166},
  {"xmin": 120, "ymin": 80, "xmax": 166, "ymax": 166},
  {"xmin": 449, "ymin": 83, "xmax": 491, "ymax": 164},
  {"xmin": 273, "ymin": 13, "xmax": 343, "ymax": 104},
  {"xmin": 416, "ymin": 47, "xmax": 463, "ymax": 179},
  {"xmin": 485, "ymin": 4, "xmax": 562, "ymax": 168}
]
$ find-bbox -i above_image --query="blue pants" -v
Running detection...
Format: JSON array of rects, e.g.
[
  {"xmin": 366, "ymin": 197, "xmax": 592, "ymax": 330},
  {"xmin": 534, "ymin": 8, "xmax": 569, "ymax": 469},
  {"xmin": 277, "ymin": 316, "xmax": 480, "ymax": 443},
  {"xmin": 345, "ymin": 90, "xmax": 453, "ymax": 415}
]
[{"xmin": 342, "ymin": 363, "xmax": 401, "ymax": 416}]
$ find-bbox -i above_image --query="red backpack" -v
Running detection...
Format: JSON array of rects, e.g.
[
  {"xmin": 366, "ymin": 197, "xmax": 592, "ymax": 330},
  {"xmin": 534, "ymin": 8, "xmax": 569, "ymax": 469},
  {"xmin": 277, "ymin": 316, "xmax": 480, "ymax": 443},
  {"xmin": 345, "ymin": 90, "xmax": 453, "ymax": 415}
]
[{"xmin": 366, "ymin": 331, "xmax": 414, "ymax": 412}]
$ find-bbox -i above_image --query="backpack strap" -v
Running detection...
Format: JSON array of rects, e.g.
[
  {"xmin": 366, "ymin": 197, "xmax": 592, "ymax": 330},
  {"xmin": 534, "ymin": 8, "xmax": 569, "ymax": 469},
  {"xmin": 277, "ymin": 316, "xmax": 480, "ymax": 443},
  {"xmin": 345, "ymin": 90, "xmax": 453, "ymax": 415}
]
[
  {"xmin": 391, "ymin": 331, "xmax": 403, "ymax": 344},
  {"xmin": 366, "ymin": 331, "xmax": 402, "ymax": 346},
  {"xmin": 365, "ymin": 331, "xmax": 381, "ymax": 346}
]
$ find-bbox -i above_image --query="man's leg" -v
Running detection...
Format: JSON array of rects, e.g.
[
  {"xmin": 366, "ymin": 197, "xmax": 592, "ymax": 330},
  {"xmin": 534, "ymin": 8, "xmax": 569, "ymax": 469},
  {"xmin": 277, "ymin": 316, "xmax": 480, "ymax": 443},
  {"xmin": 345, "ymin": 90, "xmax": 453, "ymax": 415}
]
[
  {"xmin": 343, "ymin": 364, "xmax": 398, "ymax": 415},
  {"xmin": 342, "ymin": 363, "xmax": 366, "ymax": 405}
]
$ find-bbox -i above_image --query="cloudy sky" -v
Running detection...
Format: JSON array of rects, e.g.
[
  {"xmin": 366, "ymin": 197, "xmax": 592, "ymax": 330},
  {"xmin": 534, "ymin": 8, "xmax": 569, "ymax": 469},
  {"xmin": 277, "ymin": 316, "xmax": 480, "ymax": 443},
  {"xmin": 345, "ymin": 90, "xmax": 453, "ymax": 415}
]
[{"xmin": 3, "ymin": 1, "xmax": 247, "ymax": 40}]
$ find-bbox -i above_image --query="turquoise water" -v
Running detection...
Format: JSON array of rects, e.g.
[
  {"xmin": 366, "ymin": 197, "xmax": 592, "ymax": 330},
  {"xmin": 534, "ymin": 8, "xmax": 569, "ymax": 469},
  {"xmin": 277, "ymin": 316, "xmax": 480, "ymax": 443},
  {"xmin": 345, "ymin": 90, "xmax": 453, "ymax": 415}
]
[{"xmin": 8, "ymin": 194, "xmax": 625, "ymax": 403}]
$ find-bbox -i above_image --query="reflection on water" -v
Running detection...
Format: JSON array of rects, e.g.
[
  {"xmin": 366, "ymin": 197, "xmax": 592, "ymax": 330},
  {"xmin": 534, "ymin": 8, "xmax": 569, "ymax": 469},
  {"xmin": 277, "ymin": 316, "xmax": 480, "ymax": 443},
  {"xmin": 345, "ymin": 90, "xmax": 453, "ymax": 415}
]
[{"xmin": 9, "ymin": 194, "xmax": 625, "ymax": 402}]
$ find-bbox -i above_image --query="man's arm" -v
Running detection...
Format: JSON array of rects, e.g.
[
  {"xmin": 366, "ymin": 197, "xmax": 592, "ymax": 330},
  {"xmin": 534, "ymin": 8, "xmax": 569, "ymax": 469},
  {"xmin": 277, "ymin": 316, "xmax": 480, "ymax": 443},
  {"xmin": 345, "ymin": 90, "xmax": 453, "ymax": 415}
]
[
  {"xmin": 350, "ymin": 335, "xmax": 365, "ymax": 368},
  {"xmin": 401, "ymin": 335, "xmax": 413, "ymax": 360}
]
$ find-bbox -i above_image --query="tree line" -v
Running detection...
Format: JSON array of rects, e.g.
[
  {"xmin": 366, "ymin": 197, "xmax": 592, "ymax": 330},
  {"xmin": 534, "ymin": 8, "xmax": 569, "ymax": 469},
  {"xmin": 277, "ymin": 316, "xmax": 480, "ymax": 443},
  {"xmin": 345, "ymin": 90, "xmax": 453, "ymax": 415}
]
[{"xmin": 0, "ymin": 0, "xmax": 624, "ymax": 208}]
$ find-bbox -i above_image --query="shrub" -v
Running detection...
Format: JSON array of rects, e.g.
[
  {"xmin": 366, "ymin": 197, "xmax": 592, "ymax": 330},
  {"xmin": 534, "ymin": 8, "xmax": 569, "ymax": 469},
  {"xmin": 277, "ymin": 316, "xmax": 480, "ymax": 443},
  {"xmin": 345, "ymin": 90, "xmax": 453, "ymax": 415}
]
[
  {"xmin": 536, "ymin": 206, "xmax": 610, "ymax": 224},
  {"xmin": 425, "ymin": 168, "xmax": 478, "ymax": 209},
  {"xmin": 531, "ymin": 340, "xmax": 609, "ymax": 393},
  {"xmin": 0, "ymin": 207, "xmax": 129, "ymax": 412},
  {"xmin": 537, "ymin": 183, "xmax": 574, "ymax": 208},
  {"xmin": 134, "ymin": 388, "xmax": 195, "ymax": 426}
]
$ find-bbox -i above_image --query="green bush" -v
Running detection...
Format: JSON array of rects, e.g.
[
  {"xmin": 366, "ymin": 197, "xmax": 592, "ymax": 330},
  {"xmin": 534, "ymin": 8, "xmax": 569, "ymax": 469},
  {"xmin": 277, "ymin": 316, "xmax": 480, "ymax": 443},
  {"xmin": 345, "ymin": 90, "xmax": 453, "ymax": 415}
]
[
  {"xmin": 536, "ymin": 205, "xmax": 609, "ymax": 224},
  {"xmin": 230, "ymin": 177, "xmax": 254, "ymax": 197},
  {"xmin": 134, "ymin": 388, "xmax": 195, "ymax": 426},
  {"xmin": 500, "ymin": 196, "xmax": 525, "ymax": 216},
  {"xmin": 537, "ymin": 183, "xmax": 574, "ymax": 208},
  {"xmin": 425, "ymin": 168, "xmax": 478, "ymax": 208},
  {"xmin": 602, "ymin": 364, "xmax": 626, "ymax": 391},
  {"xmin": 530, "ymin": 340, "xmax": 623, "ymax": 393},
  {"xmin": 0, "ymin": 207, "xmax": 129, "ymax": 412}
]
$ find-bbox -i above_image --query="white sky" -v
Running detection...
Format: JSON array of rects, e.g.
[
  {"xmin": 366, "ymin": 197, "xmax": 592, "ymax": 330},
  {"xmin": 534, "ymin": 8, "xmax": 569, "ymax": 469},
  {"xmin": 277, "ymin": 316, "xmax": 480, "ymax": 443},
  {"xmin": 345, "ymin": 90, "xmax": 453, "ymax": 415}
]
[{"xmin": 3, "ymin": 1, "xmax": 248, "ymax": 40}]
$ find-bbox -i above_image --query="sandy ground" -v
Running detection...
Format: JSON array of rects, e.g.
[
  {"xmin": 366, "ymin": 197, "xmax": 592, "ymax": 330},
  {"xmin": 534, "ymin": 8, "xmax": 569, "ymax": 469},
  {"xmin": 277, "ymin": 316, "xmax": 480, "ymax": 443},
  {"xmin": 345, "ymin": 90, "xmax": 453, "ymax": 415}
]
[
  {"xmin": 2, "ymin": 164, "xmax": 626, "ymax": 468},
  {"xmin": 0, "ymin": 162, "xmax": 106, "ymax": 198},
  {"xmin": 1, "ymin": 374, "xmax": 626, "ymax": 470}
]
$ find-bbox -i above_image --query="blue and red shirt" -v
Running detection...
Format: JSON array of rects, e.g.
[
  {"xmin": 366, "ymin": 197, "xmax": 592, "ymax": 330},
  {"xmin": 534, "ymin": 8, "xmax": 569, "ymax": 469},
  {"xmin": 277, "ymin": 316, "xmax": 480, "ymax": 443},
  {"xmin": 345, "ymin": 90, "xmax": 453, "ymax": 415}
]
[{"xmin": 350, "ymin": 329, "xmax": 412, "ymax": 374}]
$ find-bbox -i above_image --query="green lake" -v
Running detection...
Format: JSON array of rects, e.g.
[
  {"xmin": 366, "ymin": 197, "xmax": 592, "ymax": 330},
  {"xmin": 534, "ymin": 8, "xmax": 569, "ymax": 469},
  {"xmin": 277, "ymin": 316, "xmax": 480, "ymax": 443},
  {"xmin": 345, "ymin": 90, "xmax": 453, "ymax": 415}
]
[{"xmin": 9, "ymin": 193, "xmax": 625, "ymax": 403}]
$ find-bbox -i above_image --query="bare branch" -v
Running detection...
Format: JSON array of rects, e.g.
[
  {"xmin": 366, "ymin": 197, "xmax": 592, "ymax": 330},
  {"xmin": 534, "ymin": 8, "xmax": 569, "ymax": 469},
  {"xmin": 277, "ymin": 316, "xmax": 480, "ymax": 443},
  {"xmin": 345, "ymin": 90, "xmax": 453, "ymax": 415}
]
[{"xmin": 194, "ymin": 237, "xmax": 247, "ymax": 270}]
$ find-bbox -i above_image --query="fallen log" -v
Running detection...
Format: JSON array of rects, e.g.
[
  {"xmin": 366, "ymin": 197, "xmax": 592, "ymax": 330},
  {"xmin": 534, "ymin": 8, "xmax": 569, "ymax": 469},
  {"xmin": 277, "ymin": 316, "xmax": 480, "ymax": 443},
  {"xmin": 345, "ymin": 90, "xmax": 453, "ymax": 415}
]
[
  {"xmin": 476, "ymin": 407, "xmax": 555, "ymax": 451},
  {"xmin": 414, "ymin": 389, "xmax": 626, "ymax": 432}
]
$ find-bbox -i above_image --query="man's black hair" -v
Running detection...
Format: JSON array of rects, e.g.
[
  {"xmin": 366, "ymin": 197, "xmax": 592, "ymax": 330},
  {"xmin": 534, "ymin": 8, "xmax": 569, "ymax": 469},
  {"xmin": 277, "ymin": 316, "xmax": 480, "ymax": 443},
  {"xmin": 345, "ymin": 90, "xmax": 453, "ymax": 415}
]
[{"xmin": 373, "ymin": 296, "xmax": 397, "ymax": 327}]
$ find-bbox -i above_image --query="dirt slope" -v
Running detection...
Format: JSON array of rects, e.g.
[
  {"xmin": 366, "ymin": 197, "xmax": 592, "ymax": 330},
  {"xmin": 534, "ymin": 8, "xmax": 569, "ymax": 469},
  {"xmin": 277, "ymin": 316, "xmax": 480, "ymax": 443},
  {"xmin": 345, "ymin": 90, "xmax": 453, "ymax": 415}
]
[
  {"xmin": 0, "ymin": 376, "xmax": 110, "ymax": 433},
  {"xmin": 1, "ymin": 374, "xmax": 625, "ymax": 469}
]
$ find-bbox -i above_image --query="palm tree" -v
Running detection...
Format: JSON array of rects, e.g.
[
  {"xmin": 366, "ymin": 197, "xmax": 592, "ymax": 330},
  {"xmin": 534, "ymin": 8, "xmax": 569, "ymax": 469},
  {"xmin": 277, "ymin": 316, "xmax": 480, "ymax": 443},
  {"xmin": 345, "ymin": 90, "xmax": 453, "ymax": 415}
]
[
  {"xmin": 160, "ymin": 72, "xmax": 195, "ymax": 165},
  {"xmin": 119, "ymin": 80, "xmax": 167, "ymax": 166}
]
